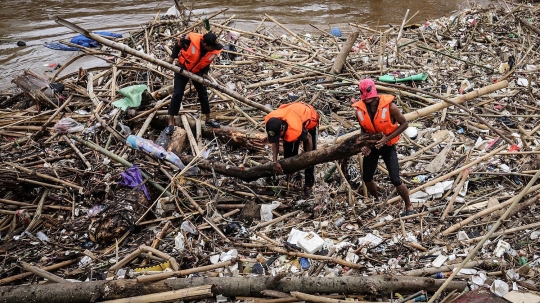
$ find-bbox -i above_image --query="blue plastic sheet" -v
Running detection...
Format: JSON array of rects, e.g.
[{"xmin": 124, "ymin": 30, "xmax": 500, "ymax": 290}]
[{"xmin": 44, "ymin": 42, "xmax": 80, "ymax": 51}]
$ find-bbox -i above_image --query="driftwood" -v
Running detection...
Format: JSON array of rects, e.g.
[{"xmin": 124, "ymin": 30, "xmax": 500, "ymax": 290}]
[
  {"xmin": 179, "ymin": 133, "xmax": 380, "ymax": 181},
  {"xmin": 0, "ymin": 276, "xmax": 468, "ymax": 303}
]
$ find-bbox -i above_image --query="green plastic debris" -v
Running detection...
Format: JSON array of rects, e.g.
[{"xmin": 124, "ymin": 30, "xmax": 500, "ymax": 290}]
[
  {"xmin": 112, "ymin": 84, "xmax": 148, "ymax": 110},
  {"xmin": 203, "ymin": 18, "xmax": 210, "ymax": 31},
  {"xmin": 378, "ymin": 72, "xmax": 428, "ymax": 83}
]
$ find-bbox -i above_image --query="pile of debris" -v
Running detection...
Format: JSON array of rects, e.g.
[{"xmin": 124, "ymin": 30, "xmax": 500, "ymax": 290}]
[{"xmin": 0, "ymin": 1, "xmax": 539, "ymax": 302}]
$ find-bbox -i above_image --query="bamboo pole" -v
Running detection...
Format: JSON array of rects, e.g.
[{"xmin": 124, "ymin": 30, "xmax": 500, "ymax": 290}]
[
  {"xmin": 21, "ymin": 262, "xmax": 70, "ymax": 283},
  {"xmin": 439, "ymin": 169, "xmax": 470, "ymax": 221},
  {"xmin": 387, "ymin": 145, "xmax": 507, "ymax": 204},
  {"xmin": 7, "ymin": 163, "xmax": 83, "ymax": 191},
  {"xmin": 54, "ymin": 17, "xmax": 271, "ymax": 114},
  {"xmin": 336, "ymin": 81, "xmax": 508, "ymax": 144},
  {"xmin": 428, "ymin": 170, "xmax": 540, "ymax": 302},
  {"xmin": 0, "ymin": 259, "xmax": 77, "ymax": 285},
  {"xmin": 68, "ymin": 135, "xmax": 171, "ymax": 197},
  {"xmin": 99, "ymin": 285, "xmax": 213, "ymax": 303},
  {"xmin": 136, "ymin": 260, "xmax": 235, "ymax": 283},
  {"xmin": 402, "ymin": 259, "xmax": 500, "ymax": 276},
  {"xmin": 442, "ymin": 185, "xmax": 540, "ymax": 235},
  {"xmin": 378, "ymin": 82, "xmax": 515, "ymax": 146},
  {"xmin": 264, "ymin": 14, "xmax": 314, "ymax": 48},
  {"xmin": 292, "ymin": 292, "xmax": 389, "ymax": 303},
  {"xmin": 62, "ymin": 135, "xmax": 92, "ymax": 170},
  {"xmin": 466, "ymin": 220, "xmax": 540, "ymax": 243},
  {"xmin": 267, "ymin": 247, "xmax": 364, "ymax": 270},
  {"xmin": 249, "ymin": 210, "xmax": 301, "ymax": 231}
]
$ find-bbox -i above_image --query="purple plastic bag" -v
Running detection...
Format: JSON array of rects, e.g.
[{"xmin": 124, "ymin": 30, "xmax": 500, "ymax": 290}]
[{"xmin": 118, "ymin": 165, "xmax": 151, "ymax": 200}]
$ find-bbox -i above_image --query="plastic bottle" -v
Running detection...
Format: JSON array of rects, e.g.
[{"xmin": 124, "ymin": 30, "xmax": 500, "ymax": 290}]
[
  {"xmin": 334, "ymin": 217, "xmax": 345, "ymax": 227},
  {"xmin": 430, "ymin": 272, "xmax": 452, "ymax": 279},
  {"xmin": 126, "ymin": 135, "xmax": 195, "ymax": 172}
]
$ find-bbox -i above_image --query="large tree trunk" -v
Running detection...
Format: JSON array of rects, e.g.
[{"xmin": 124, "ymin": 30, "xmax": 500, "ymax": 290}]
[
  {"xmin": 0, "ymin": 276, "xmax": 467, "ymax": 303},
  {"xmin": 181, "ymin": 133, "xmax": 380, "ymax": 181}
]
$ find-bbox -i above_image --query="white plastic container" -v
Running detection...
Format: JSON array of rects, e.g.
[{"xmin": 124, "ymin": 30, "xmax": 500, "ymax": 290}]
[
  {"xmin": 494, "ymin": 240, "xmax": 511, "ymax": 257},
  {"xmin": 297, "ymin": 232, "xmax": 325, "ymax": 254}
]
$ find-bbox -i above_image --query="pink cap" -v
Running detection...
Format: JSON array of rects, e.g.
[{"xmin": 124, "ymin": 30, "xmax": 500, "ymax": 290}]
[{"xmin": 359, "ymin": 79, "xmax": 377, "ymax": 101}]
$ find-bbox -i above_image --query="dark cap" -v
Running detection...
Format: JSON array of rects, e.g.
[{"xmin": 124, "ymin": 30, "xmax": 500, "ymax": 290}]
[
  {"xmin": 202, "ymin": 32, "xmax": 223, "ymax": 50},
  {"xmin": 266, "ymin": 117, "xmax": 283, "ymax": 143}
]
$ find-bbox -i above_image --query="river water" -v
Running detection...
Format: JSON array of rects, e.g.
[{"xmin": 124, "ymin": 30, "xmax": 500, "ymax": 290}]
[{"xmin": 0, "ymin": 0, "xmax": 493, "ymax": 88}]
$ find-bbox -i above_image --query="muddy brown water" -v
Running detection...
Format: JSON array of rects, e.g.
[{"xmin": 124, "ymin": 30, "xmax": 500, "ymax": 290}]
[{"xmin": 0, "ymin": 0, "xmax": 493, "ymax": 88}]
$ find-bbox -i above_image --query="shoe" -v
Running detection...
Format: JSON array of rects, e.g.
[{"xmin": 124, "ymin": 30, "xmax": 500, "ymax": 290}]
[
  {"xmin": 400, "ymin": 209, "xmax": 417, "ymax": 217},
  {"xmin": 303, "ymin": 186, "xmax": 313, "ymax": 197},
  {"xmin": 205, "ymin": 120, "xmax": 220, "ymax": 128},
  {"xmin": 165, "ymin": 125, "xmax": 175, "ymax": 135}
]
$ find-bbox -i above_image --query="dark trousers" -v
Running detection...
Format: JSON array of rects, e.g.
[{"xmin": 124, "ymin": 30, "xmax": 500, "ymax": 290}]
[
  {"xmin": 168, "ymin": 72, "xmax": 210, "ymax": 115},
  {"xmin": 283, "ymin": 128, "xmax": 317, "ymax": 188},
  {"xmin": 362, "ymin": 144, "xmax": 402, "ymax": 186}
]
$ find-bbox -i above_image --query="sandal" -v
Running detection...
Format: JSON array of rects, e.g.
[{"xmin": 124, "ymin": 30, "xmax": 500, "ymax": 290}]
[
  {"xmin": 205, "ymin": 120, "xmax": 220, "ymax": 128},
  {"xmin": 165, "ymin": 125, "xmax": 175, "ymax": 135},
  {"xmin": 400, "ymin": 209, "xmax": 417, "ymax": 217}
]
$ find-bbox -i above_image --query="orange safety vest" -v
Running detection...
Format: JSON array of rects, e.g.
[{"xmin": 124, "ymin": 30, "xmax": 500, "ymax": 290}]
[
  {"xmin": 352, "ymin": 94, "xmax": 400, "ymax": 146},
  {"xmin": 178, "ymin": 33, "xmax": 222, "ymax": 74},
  {"xmin": 264, "ymin": 102, "xmax": 320, "ymax": 142}
]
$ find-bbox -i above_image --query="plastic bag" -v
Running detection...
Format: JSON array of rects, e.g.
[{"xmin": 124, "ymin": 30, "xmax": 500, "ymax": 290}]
[
  {"xmin": 260, "ymin": 201, "xmax": 281, "ymax": 222},
  {"xmin": 118, "ymin": 165, "xmax": 151, "ymax": 200},
  {"xmin": 53, "ymin": 117, "xmax": 84, "ymax": 134},
  {"xmin": 112, "ymin": 84, "xmax": 148, "ymax": 110}
]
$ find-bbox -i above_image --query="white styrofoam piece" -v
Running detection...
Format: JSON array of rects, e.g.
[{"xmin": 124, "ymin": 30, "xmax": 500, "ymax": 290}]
[{"xmin": 297, "ymin": 232, "xmax": 325, "ymax": 254}]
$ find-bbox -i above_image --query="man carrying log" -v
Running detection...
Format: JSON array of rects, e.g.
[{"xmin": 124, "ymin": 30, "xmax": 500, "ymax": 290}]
[
  {"xmin": 352, "ymin": 79, "xmax": 414, "ymax": 216},
  {"xmin": 166, "ymin": 32, "xmax": 223, "ymax": 134},
  {"xmin": 265, "ymin": 102, "xmax": 320, "ymax": 196}
]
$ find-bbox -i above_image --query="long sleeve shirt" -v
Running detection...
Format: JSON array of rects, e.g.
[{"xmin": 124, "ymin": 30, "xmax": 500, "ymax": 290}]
[{"xmin": 170, "ymin": 41, "xmax": 210, "ymax": 75}]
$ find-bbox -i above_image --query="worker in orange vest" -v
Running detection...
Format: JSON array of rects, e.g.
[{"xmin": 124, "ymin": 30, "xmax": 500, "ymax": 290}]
[
  {"xmin": 352, "ymin": 79, "xmax": 414, "ymax": 216},
  {"xmin": 265, "ymin": 102, "xmax": 320, "ymax": 196},
  {"xmin": 166, "ymin": 32, "xmax": 223, "ymax": 134}
]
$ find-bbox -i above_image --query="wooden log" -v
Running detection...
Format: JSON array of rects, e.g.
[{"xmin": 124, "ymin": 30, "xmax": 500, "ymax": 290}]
[
  {"xmin": 179, "ymin": 133, "xmax": 380, "ymax": 181},
  {"xmin": 167, "ymin": 126, "xmax": 187, "ymax": 156},
  {"xmin": 0, "ymin": 276, "xmax": 468, "ymax": 303}
]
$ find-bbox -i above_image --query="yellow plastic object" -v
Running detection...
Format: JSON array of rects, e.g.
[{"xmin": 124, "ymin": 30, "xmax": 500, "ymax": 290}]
[{"xmin": 134, "ymin": 261, "xmax": 171, "ymax": 272}]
